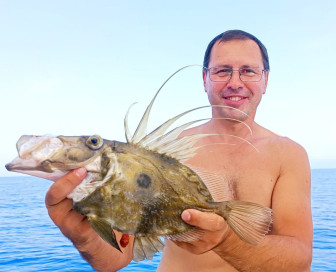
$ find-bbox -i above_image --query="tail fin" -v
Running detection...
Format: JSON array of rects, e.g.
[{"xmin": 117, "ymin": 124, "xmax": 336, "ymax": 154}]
[
  {"xmin": 133, "ymin": 235, "xmax": 164, "ymax": 262},
  {"xmin": 219, "ymin": 200, "xmax": 273, "ymax": 246}
]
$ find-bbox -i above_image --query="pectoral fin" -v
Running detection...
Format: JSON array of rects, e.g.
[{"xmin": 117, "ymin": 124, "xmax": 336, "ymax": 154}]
[{"xmin": 88, "ymin": 217, "xmax": 121, "ymax": 252}]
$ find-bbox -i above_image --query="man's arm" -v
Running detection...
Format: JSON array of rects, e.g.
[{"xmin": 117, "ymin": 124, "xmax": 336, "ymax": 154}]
[
  {"xmin": 175, "ymin": 140, "xmax": 313, "ymax": 272},
  {"xmin": 45, "ymin": 168, "xmax": 133, "ymax": 272}
]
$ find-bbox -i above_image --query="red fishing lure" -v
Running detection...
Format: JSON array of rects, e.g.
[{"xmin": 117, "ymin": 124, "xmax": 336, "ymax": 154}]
[{"xmin": 120, "ymin": 234, "xmax": 130, "ymax": 247}]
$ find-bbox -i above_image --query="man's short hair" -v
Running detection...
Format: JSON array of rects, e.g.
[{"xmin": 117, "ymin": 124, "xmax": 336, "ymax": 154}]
[{"xmin": 203, "ymin": 30, "xmax": 270, "ymax": 71}]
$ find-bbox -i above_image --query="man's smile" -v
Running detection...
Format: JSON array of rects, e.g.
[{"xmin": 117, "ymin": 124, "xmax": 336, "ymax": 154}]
[
  {"xmin": 226, "ymin": 96, "xmax": 244, "ymax": 101},
  {"xmin": 222, "ymin": 95, "xmax": 248, "ymax": 106}
]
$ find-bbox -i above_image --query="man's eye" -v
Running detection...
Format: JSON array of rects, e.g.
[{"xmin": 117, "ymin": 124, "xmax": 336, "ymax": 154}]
[
  {"xmin": 241, "ymin": 68, "xmax": 256, "ymax": 74},
  {"xmin": 215, "ymin": 68, "xmax": 232, "ymax": 75},
  {"xmin": 219, "ymin": 69, "xmax": 231, "ymax": 73}
]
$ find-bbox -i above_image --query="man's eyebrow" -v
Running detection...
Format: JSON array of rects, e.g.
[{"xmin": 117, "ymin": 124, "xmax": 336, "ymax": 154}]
[
  {"xmin": 240, "ymin": 65, "xmax": 260, "ymax": 68},
  {"xmin": 214, "ymin": 64, "xmax": 232, "ymax": 68},
  {"xmin": 214, "ymin": 64, "xmax": 259, "ymax": 68}
]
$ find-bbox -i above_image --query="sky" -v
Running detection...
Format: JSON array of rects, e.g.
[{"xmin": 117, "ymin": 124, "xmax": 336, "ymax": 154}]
[{"xmin": 1, "ymin": 0, "xmax": 335, "ymax": 177}]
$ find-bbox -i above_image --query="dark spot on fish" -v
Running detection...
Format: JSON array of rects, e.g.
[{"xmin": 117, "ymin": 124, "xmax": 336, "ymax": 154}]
[{"xmin": 137, "ymin": 173, "xmax": 151, "ymax": 188}]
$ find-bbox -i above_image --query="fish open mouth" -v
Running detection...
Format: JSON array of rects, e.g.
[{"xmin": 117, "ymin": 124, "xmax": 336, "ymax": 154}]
[{"xmin": 5, "ymin": 157, "xmax": 68, "ymax": 181}]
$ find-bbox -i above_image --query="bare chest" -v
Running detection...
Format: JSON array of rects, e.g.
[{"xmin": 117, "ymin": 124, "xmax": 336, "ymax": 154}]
[{"xmin": 186, "ymin": 144, "xmax": 280, "ymax": 207}]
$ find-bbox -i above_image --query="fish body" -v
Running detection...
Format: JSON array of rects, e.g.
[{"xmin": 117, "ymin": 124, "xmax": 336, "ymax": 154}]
[
  {"xmin": 73, "ymin": 140, "xmax": 212, "ymax": 234},
  {"xmin": 6, "ymin": 66, "xmax": 273, "ymax": 261}
]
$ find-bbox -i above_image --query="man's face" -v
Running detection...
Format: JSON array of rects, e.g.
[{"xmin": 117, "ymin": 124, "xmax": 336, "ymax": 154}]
[{"xmin": 203, "ymin": 39, "xmax": 269, "ymax": 121}]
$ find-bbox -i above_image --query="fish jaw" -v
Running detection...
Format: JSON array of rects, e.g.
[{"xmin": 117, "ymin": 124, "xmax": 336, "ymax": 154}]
[
  {"xmin": 5, "ymin": 135, "xmax": 66, "ymax": 181},
  {"xmin": 5, "ymin": 156, "xmax": 68, "ymax": 181}
]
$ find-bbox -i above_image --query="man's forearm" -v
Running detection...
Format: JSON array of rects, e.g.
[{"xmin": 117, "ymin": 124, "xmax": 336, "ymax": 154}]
[
  {"xmin": 214, "ymin": 232, "xmax": 312, "ymax": 272},
  {"xmin": 75, "ymin": 237, "xmax": 132, "ymax": 272}
]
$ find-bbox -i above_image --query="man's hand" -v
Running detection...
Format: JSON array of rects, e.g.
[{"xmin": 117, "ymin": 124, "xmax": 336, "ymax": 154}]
[
  {"xmin": 45, "ymin": 168, "xmax": 133, "ymax": 271},
  {"xmin": 45, "ymin": 168, "xmax": 98, "ymax": 247},
  {"xmin": 173, "ymin": 209, "xmax": 230, "ymax": 254}
]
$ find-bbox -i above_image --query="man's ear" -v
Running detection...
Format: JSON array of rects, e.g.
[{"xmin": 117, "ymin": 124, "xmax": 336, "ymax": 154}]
[
  {"xmin": 262, "ymin": 71, "xmax": 269, "ymax": 94},
  {"xmin": 202, "ymin": 70, "xmax": 207, "ymax": 93}
]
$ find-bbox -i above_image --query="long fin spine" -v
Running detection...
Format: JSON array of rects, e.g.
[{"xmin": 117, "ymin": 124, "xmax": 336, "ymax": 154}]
[
  {"xmin": 124, "ymin": 102, "xmax": 138, "ymax": 143},
  {"xmin": 131, "ymin": 65, "xmax": 204, "ymax": 144}
]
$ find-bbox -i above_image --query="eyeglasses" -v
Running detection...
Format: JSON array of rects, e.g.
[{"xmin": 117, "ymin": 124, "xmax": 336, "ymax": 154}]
[{"xmin": 207, "ymin": 67, "xmax": 266, "ymax": 82}]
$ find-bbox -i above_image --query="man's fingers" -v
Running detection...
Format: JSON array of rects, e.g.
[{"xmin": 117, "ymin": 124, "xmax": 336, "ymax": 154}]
[
  {"xmin": 45, "ymin": 168, "xmax": 87, "ymax": 207},
  {"xmin": 174, "ymin": 209, "xmax": 230, "ymax": 254},
  {"xmin": 182, "ymin": 209, "xmax": 226, "ymax": 231}
]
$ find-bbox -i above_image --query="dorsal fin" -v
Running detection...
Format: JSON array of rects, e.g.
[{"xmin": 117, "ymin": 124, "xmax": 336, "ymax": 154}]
[
  {"xmin": 137, "ymin": 105, "xmax": 209, "ymax": 147},
  {"xmin": 124, "ymin": 102, "xmax": 137, "ymax": 143},
  {"xmin": 154, "ymin": 133, "xmax": 258, "ymax": 163},
  {"xmin": 138, "ymin": 105, "xmax": 251, "ymax": 148},
  {"xmin": 131, "ymin": 65, "xmax": 202, "ymax": 144}
]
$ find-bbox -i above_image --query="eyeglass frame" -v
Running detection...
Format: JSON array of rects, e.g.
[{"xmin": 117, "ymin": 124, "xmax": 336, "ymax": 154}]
[{"xmin": 205, "ymin": 66, "xmax": 267, "ymax": 82}]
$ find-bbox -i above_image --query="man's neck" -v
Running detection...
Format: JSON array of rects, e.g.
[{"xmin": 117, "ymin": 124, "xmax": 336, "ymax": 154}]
[{"xmin": 206, "ymin": 118, "xmax": 256, "ymax": 139}]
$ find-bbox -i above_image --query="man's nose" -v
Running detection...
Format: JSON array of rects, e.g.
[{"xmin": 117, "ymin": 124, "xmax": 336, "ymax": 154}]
[{"xmin": 226, "ymin": 70, "xmax": 244, "ymax": 89}]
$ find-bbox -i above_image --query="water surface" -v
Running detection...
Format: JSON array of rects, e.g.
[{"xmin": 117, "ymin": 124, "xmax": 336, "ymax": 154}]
[{"xmin": 0, "ymin": 169, "xmax": 335, "ymax": 271}]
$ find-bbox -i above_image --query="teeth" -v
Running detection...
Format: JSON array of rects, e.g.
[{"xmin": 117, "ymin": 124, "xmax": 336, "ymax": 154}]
[{"xmin": 227, "ymin": 97, "xmax": 243, "ymax": 101}]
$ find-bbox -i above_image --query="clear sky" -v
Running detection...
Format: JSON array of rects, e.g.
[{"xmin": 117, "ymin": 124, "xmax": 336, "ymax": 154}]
[{"xmin": 1, "ymin": 0, "xmax": 335, "ymax": 176}]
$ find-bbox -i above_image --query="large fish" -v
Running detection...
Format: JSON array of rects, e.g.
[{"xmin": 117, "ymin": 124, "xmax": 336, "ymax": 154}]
[{"xmin": 6, "ymin": 66, "xmax": 272, "ymax": 262}]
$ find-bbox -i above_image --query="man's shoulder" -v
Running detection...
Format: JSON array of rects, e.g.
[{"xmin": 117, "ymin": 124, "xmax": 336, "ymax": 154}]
[
  {"xmin": 264, "ymin": 132, "xmax": 309, "ymax": 167},
  {"xmin": 179, "ymin": 124, "xmax": 206, "ymax": 137},
  {"xmin": 257, "ymin": 125, "xmax": 304, "ymax": 148},
  {"xmin": 255, "ymin": 125, "xmax": 308, "ymax": 158}
]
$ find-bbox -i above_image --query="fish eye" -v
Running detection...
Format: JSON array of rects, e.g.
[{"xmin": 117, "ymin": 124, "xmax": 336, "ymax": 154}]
[{"xmin": 86, "ymin": 135, "xmax": 104, "ymax": 150}]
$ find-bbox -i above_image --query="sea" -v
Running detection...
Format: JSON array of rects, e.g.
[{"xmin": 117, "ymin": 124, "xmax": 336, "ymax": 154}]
[{"xmin": 0, "ymin": 168, "xmax": 335, "ymax": 271}]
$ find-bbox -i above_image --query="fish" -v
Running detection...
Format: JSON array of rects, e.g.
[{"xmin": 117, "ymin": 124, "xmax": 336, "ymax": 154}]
[{"xmin": 6, "ymin": 65, "xmax": 273, "ymax": 262}]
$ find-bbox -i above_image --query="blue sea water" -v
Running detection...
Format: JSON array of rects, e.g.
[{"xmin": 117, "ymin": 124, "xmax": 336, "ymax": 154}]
[{"xmin": 0, "ymin": 169, "xmax": 335, "ymax": 271}]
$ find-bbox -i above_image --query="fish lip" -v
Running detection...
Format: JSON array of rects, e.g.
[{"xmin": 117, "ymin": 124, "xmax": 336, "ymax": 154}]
[
  {"xmin": 5, "ymin": 157, "xmax": 68, "ymax": 181},
  {"xmin": 5, "ymin": 156, "xmax": 40, "ymax": 172},
  {"xmin": 5, "ymin": 162, "xmax": 14, "ymax": 171},
  {"xmin": 5, "ymin": 157, "xmax": 23, "ymax": 171}
]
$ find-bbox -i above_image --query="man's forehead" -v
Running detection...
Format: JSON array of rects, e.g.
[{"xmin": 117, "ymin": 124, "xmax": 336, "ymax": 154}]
[{"xmin": 209, "ymin": 39, "xmax": 263, "ymax": 67}]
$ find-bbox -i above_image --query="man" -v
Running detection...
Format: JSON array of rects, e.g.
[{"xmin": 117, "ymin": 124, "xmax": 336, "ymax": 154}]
[{"xmin": 45, "ymin": 30, "xmax": 313, "ymax": 271}]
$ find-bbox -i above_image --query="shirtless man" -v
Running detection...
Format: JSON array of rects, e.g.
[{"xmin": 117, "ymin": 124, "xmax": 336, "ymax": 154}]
[{"xmin": 45, "ymin": 30, "xmax": 313, "ymax": 271}]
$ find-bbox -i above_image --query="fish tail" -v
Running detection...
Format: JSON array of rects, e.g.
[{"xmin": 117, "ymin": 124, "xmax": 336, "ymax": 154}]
[
  {"xmin": 133, "ymin": 235, "xmax": 164, "ymax": 262},
  {"xmin": 217, "ymin": 200, "xmax": 273, "ymax": 246}
]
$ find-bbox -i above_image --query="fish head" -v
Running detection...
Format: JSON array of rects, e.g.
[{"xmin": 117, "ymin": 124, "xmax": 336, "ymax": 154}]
[{"xmin": 5, "ymin": 134, "xmax": 109, "ymax": 181}]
